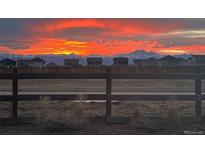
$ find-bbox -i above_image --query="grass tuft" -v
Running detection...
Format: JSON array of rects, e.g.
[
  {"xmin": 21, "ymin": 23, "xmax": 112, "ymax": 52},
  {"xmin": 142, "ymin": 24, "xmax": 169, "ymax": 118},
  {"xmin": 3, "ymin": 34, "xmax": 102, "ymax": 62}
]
[
  {"xmin": 165, "ymin": 96, "xmax": 182, "ymax": 129},
  {"xmin": 34, "ymin": 95, "xmax": 88, "ymax": 134}
]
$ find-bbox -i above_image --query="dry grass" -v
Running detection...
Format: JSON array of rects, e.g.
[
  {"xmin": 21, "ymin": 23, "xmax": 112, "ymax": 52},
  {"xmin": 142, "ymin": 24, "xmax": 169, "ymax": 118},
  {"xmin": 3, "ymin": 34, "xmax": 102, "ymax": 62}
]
[
  {"xmin": 132, "ymin": 107, "xmax": 144, "ymax": 122},
  {"xmin": 129, "ymin": 97, "xmax": 183, "ymax": 133},
  {"xmin": 34, "ymin": 95, "xmax": 89, "ymax": 133},
  {"xmin": 165, "ymin": 96, "xmax": 182, "ymax": 128},
  {"xmin": 130, "ymin": 106, "xmax": 145, "ymax": 128}
]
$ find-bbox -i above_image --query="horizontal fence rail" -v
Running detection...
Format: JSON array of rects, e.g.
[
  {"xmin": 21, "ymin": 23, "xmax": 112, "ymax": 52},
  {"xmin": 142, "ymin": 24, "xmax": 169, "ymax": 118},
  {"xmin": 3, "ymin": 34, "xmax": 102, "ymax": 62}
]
[{"xmin": 0, "ymin": 67, "xmax": 204, "ymax": 118}]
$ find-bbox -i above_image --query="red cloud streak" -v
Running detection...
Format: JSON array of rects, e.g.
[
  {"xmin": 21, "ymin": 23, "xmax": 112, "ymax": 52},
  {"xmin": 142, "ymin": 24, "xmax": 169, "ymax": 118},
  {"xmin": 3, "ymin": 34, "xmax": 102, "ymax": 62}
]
[{"xmin": 0, "ymin": 19, "xmax": 204, "ymax": 55}]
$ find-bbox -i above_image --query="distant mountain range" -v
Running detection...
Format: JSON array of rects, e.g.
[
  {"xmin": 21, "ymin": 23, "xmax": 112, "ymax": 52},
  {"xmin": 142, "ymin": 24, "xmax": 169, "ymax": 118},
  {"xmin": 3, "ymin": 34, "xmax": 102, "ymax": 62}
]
[{"xmin": 0, "ymin": 50, "xmax": 193, "ymax": 65}]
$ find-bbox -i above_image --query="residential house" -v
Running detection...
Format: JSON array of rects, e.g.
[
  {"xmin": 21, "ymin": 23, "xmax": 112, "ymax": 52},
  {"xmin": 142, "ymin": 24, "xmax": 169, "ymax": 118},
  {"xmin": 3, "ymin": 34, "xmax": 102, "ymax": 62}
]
[
  {"xmin": 159, "ymin": 55, "xmax": 180, "ymax": 67},
  {"xmin": 113, "ymin": 57, "xmax": 128, "ymax": 67},
  {"xmin": 29, "ymin": 57, "xmax": 45, "ymax": 67},
  {"xmin": 64, "ymin": 59, "xmax": 80, "ymax": 67},
  {"xmin": 87, "ymin": 57, "xmax": 103, "ymax": 67},
  {"xmin": 133, "ymin": 59, "xmax": 146, "ymax": 67},
  {"xmin": 134, "ymin": 58, "xmax": 160, "ymax": 67},
  {"xmin": 146, "ymin": 58, "xmax": 160, "ymax": 67},
  {"xmin": 0, "ymin": 58, "xmax": 16, "ymax": 68},
  {"xmin": 177, "ymin": 57, "xmax": 190, "ymax": 66},
  {"xmin": 46, "ymin": 62, "xmax": 58, "ymax": 67},
  {"xmin": 191, "ymin": 55, "xmax": 205, "ymax": 66},
  {"xmin": 17, "ymin": 59, "xmax": 31, "ymax": 67}
]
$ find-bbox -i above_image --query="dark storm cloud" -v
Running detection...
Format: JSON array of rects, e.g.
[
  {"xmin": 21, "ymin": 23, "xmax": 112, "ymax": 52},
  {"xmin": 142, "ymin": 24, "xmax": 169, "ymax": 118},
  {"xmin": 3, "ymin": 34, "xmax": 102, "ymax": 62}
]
[
  {"xmin": 148, "ymin": 18, "xmax": 205, "ymax": 30},
  {"xmin": 177, "ymin": 18, "xmax": 205, "ymax": 30},
  {"xmin": 0, "ymin": 18, "xmax": 61, "ymax": 38},
  {"xmin": 158, "ymin": 36, "xmax": 205, "ymax": 47},
  {"xmin": 0, "ymin": 38, "xmax": 31, "ymax": 49},
  {"xmin": 0, "ymin": 18, "xmax": 55, "ymax": 50},
  {"xmin": 52, "ymin": 27, "xmax": 110, "ymax": 41},
  {"xmin": 0, "ymin": 18, "xmax": 32, "ymax": 38}
]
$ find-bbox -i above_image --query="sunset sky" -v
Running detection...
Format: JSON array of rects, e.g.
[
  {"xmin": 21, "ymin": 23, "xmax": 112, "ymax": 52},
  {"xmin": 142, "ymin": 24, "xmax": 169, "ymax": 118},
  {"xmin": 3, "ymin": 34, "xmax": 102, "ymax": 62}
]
[{"xmin": 0, "ymin": 18, "xmax": 205, "ymax": 56}]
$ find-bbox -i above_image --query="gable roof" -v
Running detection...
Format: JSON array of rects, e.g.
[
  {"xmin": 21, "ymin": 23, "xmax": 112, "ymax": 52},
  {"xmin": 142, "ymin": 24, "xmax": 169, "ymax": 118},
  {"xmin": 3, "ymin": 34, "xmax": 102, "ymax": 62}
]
[
  {"xmin": 64, "ymin": 58, "xmax": 79, "ymax": 61},
  {"xmin": 147, "ymin": 57, "xmax": 158, "ymax": 61},
  {"xmin": 31, "ymin": 57, "xmax": 45, "ymax": 63},
  {"xmin": 0, "ymin": 58, "xmax": 16, "ymax": 63},
  {"xmin": 160, "ymin": 55, "xmax": 178, "ymax": 61},
  {"xmin": 17, "ymin": 59, "xmax": 31, "ymax": 62},
  {"xmin": 133, "ymin": 59, "xmax": 146, "ymax": 62},
  {"xmin": 47, "ymin": 62, "xmax": 57, "ymax": 66},
  {"xmin": 177, "ymin": 57, "xmax": 187, "ymax": 62},
  {"xmin": 113, "ymin": 57, "xmax": 128, "ymax": 60},
  {"xmin": 87, "ymin": 57, "xmax": 102, "ymax": 61}
]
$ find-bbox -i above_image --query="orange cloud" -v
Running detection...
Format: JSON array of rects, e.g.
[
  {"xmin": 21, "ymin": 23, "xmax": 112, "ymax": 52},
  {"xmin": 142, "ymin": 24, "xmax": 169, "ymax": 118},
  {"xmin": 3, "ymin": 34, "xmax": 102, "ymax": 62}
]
[
  {"xmin": 1, "ymin": 38, "xmax": 205, "ymax": 56},
  {"xmin": 0, "ymin": 19, "xmax": 205, "ymax": 56},
  {"xmin": 29, "ymin": 19, "xmax": 184, "ymax": 37},
  {"xmin": 160, "ymin": 45, "xmax": 205, "ymax": 55}
]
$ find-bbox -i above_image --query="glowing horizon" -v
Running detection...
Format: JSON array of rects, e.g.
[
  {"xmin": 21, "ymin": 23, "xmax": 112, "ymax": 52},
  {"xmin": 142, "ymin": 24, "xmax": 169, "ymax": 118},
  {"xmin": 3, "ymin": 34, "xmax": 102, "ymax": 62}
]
[{"xmin": 0, "ymin": 19, "xmax": 205, "ymax": 56}]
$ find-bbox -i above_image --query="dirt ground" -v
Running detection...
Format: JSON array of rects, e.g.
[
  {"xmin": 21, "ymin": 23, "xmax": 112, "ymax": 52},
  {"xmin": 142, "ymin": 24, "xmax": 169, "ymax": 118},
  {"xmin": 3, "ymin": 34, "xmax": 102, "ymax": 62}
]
[{"xmin": 0, "ymin": 79, "xmax": 205, "ymax": 135}]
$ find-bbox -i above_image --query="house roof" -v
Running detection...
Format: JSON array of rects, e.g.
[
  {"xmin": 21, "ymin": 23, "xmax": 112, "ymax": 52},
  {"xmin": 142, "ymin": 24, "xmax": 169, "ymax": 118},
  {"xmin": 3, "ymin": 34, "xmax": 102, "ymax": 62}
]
[
  {"xmin": 160, "ymin": 55, "xmax": 178, "ymax": 61},
  {"xmin": 64, "ymin": 58, "xmax": 79, "ymax": 61},
  {"xmin": 177, "ymin": 57, "xmax": 187, "ymax": 62},
  {"xmin": 31, "ymin": 57, "xmax": 45, "ymax": 62},
  {"xmin": 87, "ymin": 57, "xmax": 102, "ymax": 60},
  {"xmin": 113, "ymin": 57, "xmax": 128, "ymax": 60},
  {"xmin": 47, "ymin": 62, "xmax": 57, "ymax": 66},
  {"xmin": 145, "ymin": 57, "xmax": 159, "ymax": 61},
  {"xmin": 113, "ymin": 57, "xmax": 128, "ymax": 63},
  {"xmin": 0, "ymin": 58, "xmax": 16, "ymax": 63},
  {"xmin": 133, "ymin": 59, "xmax": 146, "ymax": 62},
  {"xmin": 17, "ymin": 59, "xmax": 31, "ymax": 62}
]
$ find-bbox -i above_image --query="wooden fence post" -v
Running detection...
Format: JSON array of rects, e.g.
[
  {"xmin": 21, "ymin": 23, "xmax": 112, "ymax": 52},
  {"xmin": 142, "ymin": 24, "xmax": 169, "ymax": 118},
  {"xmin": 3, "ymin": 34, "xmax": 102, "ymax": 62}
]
[
  {"xmin": 11, "ymin": 68, "xmax": 18, "ymax": 118},
  {"xmin": 195, "ymin": 79, "xmax": 202, "ymax": 116},
  {"xmin": 106, "ymin": 67, "xmax": 112, "ymax": 116}
]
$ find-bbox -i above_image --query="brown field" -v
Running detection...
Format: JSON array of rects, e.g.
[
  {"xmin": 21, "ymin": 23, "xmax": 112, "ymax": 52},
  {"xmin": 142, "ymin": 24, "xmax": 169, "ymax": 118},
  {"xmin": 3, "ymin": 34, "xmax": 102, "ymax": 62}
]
[{"xmin": 0, "ymin": 79, "xmax": 205, "ymax": 134}]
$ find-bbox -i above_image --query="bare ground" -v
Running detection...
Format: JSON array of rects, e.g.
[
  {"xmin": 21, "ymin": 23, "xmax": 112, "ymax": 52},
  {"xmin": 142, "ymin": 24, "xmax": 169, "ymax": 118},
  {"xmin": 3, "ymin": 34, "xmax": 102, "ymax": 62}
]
[{"xmin": 0, "ymin": 79, "xmax": 205, "ymax": 134}]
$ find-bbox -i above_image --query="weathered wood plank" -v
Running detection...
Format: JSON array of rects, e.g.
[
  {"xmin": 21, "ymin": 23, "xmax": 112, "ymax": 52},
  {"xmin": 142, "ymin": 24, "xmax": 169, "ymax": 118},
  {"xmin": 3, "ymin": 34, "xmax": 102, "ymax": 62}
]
[
  {"xmin": 195, "ymin": 79, "xmax": 202, "ymax": 116},
  {"xmin": 106, "ymin": 68, "xmax": 112, "ymax": 116},
  {"xmin": 11, "ymin": 68, "xmax": 18, "ymax": 118},
  {"xmin": 15, "ymin": 72, "xmax": 205, "ymax": 80},
  {"xmin": 110, "ymin": 73, "xmax": 199, "ymax": 79},
  {"xmin": 0, "ymin": 74, "xmax": 15, "ymax": 79},
  {"xmin": 0, "ymin": 67, "xmax": 205, "ymax": 118},
  {"xmin": 17, "ymin": 94, "xmax": 106, "ymax": 101},
  {"xmin": 0, "ymin": 94, "xmax": 203, "ymax": 102},
  {"xmin": 112, "ymin": 94, "xmax": 196, "ymax": 101},
  {"xmin": 17, "ymin": 73, "xmax": 107, "ymax": 79}
]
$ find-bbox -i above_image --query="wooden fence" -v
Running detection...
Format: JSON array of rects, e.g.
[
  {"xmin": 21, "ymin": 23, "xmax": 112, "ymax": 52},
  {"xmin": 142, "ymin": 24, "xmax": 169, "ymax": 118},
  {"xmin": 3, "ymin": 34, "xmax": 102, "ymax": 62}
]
[{"xmin": 0, "ymin": 67, "xmax": 205, "ymax": 118}]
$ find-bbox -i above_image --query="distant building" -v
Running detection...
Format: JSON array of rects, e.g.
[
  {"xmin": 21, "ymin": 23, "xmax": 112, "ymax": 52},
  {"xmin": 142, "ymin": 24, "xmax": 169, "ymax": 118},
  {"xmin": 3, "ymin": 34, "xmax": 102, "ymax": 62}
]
[
  {"xmin": 0, "ymin": 58, "xmax": 16, "ymax": 68},
  {"xmin": 29, "ymin": 57, "xmax": 45, "ymax": 67},
  {"xmin": 191, "ymin": 55, "xmax": 205, "ymax": 66},
  {"xmin": 134, "ymin": 58, "xmax": 160, "ymax": 67},
  {"xmin": 113, "ymin": 57, "xmax": 128, "ymax": 67},
  {"xmin": 177, "ymin": 57, "xmax": 190, "ymax": 66},
  {"xmin": 146, "ymin": 58, "xmax": 160, "ymax": 67},
  {"xmin": 159, "ymin": 55, "xmax": 180, "ymax": 67},
  {"xmin": 47, "ymin": 62, "xmax": 58, "ymax": 67},
  {"xmin": 17, "ymin": 59, "xmax": 31, "ymax": 67},
  {"xmin": 87, "ymin": 57, "xmax": 103, "ymax": 67},
  {"xmin": 64, "ymin": 59, "xmax": 80, "ymax": 67},
  {"xmin": 133, "ymin": 59, "xmax": 146, "ymax": 67}
]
